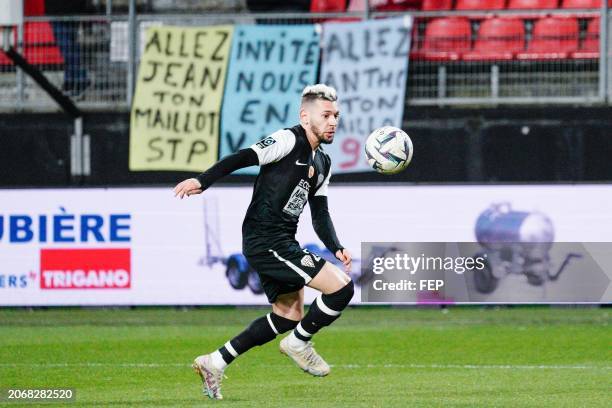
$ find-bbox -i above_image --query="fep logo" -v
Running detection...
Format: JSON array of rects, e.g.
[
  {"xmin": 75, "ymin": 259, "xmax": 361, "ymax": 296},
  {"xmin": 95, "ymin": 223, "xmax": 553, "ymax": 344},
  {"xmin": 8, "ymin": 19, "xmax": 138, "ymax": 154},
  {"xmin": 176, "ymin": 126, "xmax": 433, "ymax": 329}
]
[{"xmin": 40, "ymin": 248, "xmax": 131, "ymax": 290}]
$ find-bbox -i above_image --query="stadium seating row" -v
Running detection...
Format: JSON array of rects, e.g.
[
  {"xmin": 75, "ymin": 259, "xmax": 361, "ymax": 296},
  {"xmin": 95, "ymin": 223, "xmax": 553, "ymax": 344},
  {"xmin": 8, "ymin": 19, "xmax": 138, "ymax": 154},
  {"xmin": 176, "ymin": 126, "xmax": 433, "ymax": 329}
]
[
  {"xmin": 312, "ymin": 1, "xmax": 605, "ymax": 60},
  {"xmin": 0, "ymin": 18, "xmax": 600, "ymax": 67},
  {"xmin": 1, "ymin": 2, "xmax": 606, "ymax": 67},
  {"xmin": 312, "ymin": 0, "xmax": 611, "ymax": 13},
  {"xmin": 410, "ymin": 16, "xmax": 600, "ymax": 61},
  {"xmin": 371, "ymin": 0, "xmax": 612, "ymax": 11}
]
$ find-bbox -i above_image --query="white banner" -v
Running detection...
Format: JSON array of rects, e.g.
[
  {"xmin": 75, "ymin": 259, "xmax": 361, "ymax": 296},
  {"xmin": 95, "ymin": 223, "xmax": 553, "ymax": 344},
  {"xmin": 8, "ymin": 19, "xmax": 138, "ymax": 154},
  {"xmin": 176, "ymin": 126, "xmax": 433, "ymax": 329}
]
[
  {"xmin": 0, "ymin": 184, "xmax": 611, "ymax": 306},
  {"xmin": 319, "ymin": 17, "xmax": 412, "ymax": 174}
]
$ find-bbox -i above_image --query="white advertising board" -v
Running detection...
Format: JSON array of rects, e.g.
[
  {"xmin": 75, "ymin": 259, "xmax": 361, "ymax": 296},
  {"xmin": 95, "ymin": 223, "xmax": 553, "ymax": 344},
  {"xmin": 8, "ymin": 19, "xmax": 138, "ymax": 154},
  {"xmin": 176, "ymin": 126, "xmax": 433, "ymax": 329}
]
[{"xmin": 0, "ymin": 184, "xmax": 611, "ymax": 306}]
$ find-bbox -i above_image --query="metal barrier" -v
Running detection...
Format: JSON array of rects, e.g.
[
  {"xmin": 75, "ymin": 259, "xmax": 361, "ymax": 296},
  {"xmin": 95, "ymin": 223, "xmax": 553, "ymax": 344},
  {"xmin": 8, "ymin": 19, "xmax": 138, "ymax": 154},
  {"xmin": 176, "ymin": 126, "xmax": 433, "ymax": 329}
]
[
  {"xmin": 0, "ymin": 15, "xmax": 128, "ymax": 111},
  {"xmin": 0, "ymin": 8, "xmax": 610, "ymax": 111}
]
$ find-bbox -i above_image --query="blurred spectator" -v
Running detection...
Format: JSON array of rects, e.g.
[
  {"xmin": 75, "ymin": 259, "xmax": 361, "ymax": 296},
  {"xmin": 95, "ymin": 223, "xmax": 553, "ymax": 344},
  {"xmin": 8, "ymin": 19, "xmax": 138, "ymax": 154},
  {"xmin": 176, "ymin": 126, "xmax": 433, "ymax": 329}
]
[{"xmin": 45, "ymin": 0, "xmax": 89, "ymax": 96}]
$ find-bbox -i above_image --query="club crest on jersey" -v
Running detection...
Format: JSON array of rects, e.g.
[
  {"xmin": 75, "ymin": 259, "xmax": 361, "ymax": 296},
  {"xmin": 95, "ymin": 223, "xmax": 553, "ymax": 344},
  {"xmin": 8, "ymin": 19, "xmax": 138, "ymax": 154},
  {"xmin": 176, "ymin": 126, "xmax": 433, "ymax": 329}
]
[
  {"xmin": 255, "ymin": 137, "xmax": 276, "ymax": 149},
  {"xmin": 304, "ymin": 249, "xmax": 321, "ymax": 262},
  {"xmin": 308, "ymin": 166, "xmax": 315, "ymax": 178},
  {"xmin": 301, "ymin": 255, "xmax": 315, "ymax": 268}
]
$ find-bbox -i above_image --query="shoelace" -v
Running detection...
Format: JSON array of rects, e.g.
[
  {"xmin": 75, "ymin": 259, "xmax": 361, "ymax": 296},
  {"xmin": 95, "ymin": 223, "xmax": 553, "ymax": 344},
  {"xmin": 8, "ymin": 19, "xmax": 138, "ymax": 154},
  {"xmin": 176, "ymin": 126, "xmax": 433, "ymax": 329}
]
[
  {"xmin": 301, "ymin": 342, "xmax": 323, "ymax": 366},
  {"xmin": 206, "ymin": 369, "xmax": 227, "ymax": 396}
]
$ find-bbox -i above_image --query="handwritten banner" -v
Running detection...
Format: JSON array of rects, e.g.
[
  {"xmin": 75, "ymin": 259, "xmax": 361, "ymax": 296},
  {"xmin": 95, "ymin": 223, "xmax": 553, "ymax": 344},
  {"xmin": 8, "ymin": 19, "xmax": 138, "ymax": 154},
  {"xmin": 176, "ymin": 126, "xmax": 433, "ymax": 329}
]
[
  {"xmin": 320, "ymin": 17, "xmax": 412, "ymax": 173},
  {"xmin": 220, "ymin": 25, "xmax": 320, "ymax": 174},
  {"xmin": 129, "ymin": 26, "xmax": 233, "ymax": 171}
]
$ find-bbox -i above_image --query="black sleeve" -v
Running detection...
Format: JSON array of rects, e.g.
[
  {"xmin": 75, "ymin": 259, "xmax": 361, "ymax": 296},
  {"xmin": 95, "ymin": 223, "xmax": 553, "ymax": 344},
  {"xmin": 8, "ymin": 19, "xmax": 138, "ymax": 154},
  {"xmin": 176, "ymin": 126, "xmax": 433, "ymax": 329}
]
[
  {"xmin": 196, "ymin": 148, "xmax": 258, "ymax": 190},
  {"xmin": 309, "ymin": 195, "xmax": 344, "ymax": 254}
]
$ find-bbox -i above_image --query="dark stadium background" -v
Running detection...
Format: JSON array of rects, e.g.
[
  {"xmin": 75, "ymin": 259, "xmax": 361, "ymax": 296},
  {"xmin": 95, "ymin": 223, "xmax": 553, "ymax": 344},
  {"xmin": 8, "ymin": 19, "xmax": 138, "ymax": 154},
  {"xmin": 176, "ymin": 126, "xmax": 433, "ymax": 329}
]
[{"xmin": 2, "ymin": 106, "xmax": 612, "ymax": 186}]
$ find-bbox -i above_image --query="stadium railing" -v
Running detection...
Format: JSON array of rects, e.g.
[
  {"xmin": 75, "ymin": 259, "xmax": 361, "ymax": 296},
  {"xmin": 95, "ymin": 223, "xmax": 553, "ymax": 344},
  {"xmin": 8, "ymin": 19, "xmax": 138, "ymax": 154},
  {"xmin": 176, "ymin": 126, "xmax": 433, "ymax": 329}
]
[{"xmin": 0, "ymin": 6, "xmax": 610, "ymax": 111}]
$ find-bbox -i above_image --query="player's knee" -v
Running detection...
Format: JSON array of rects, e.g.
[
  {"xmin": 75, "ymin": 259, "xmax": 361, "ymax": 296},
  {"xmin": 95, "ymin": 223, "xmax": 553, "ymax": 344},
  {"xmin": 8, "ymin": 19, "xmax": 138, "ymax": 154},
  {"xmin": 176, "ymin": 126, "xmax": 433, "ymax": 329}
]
[
  {"xmin": 272, "ymin": 302, "xmax": 304, "ymax": 321},
  {"xmin": 321, "ymin": 279, "xmax": 354, "ymax": 312},
  {"xmin": 269, "ymin": 312, "xmax": 299, "ymax": 334},
  {"xmin": 338, "ymin": 279, "xmax": 355, "ymax": 307}
]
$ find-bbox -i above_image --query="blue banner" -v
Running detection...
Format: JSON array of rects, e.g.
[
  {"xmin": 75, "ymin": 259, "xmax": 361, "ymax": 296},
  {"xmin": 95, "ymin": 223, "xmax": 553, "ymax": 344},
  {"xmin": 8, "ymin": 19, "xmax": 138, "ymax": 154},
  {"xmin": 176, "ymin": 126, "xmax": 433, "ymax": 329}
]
[
  {"xmin": 320, "ymin": 17, "xmax": 412, "ymax": 174},
  {"xmin": 220, "ymin": 25, "xmax": 320, "ymax": 174}
]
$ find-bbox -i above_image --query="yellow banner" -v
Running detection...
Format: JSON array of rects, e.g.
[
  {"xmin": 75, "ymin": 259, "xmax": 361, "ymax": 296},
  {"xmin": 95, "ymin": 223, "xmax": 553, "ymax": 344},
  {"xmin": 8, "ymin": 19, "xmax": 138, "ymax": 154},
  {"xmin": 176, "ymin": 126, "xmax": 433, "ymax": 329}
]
[{"xmin": 129, "ymin": 25, "xmax": 233, "ymax": 171}]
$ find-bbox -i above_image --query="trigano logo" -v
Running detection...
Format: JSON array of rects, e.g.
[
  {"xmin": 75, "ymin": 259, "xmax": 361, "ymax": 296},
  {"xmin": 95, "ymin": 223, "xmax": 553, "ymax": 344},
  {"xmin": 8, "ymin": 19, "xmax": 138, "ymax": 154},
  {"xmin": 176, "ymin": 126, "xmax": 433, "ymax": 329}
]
[{"xmin": 40, "ymin": 248, "xmax": 131, "ymax": 289}]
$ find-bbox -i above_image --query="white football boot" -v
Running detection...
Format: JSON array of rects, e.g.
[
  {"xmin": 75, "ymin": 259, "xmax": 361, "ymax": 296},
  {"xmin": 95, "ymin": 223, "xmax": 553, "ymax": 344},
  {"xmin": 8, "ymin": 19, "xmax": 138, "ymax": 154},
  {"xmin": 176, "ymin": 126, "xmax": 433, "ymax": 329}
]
[
  {"xmin": 192, "ymin": 354, "xmax": 225, "ymax": 400},
  {"xmin": 279, "ymin": 336, "xmax": 331, "ymax": 377}
]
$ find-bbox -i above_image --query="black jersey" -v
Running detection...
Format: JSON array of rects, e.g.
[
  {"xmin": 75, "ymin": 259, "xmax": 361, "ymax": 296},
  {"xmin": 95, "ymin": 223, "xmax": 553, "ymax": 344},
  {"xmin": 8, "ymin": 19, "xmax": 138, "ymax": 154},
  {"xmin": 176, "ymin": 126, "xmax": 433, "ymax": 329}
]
[{"xmin": 242, "ymin": 125, "xmax": 332, "ymax": 255}]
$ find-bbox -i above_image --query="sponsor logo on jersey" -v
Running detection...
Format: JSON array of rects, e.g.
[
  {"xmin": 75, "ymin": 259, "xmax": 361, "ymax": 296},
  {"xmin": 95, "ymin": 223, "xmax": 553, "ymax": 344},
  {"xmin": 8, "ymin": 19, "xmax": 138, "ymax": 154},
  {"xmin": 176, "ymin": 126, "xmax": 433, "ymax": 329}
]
[
  {"xmin": 283, "ymin": 179, "xmax": 310, "ymax": 217},
  {"xmin": 256, "ymin": 137, "xmax": 277, "ymax": 149}
]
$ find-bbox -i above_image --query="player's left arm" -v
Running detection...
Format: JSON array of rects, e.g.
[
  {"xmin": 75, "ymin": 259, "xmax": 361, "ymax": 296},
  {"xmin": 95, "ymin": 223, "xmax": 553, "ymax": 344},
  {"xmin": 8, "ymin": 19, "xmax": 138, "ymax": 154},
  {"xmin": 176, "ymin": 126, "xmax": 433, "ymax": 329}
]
[{"xmin": 309, "ymin": 169, "xmax": 352, "ymax": 272}]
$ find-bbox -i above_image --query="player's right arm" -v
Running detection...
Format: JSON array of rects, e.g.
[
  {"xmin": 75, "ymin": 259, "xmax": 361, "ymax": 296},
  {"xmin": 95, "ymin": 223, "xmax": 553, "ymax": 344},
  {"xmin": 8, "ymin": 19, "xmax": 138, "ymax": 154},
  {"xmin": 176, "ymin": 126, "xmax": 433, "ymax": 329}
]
[
  {"xmin": 173, "ymin": 148, "xmax": 257, "ymax": 199},
  {"xmin": 173, "ymin": 129, "xmax": 296, "ymax": 199}
]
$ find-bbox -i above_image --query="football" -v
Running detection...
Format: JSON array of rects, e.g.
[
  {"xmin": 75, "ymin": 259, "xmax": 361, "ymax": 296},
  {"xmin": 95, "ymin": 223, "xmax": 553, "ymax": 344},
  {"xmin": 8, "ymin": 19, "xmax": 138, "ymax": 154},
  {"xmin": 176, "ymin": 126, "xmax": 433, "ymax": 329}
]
[{"xmin": 365, "ymin": 126, "xmax": 413, "ymax": 174}]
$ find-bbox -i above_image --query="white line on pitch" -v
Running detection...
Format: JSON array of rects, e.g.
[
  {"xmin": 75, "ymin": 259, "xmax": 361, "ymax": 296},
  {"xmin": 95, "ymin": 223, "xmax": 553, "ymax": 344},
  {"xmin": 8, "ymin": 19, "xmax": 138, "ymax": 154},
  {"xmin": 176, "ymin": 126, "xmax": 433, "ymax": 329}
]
[
  {"xmin": 334, "ymin": 363, "xmax": 612, "ymax": 370},
  {"xmin": 0, "ymin": 362, "xmax": 609, "ymax": 370}
]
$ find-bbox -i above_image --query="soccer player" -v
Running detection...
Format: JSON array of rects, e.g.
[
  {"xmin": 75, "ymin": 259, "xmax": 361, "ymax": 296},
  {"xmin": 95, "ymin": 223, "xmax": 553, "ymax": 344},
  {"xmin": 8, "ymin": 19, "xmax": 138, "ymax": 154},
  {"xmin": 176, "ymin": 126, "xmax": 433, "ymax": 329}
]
[{"xmin": 173, "ymin": 84, "xmax": 354, "ymax": 400}]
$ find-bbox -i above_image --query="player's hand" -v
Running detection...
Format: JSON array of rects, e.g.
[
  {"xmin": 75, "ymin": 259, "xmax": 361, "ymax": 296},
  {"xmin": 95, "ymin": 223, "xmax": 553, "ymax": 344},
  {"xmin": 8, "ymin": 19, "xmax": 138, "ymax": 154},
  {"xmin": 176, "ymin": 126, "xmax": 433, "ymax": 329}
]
[
  {"xmin": 335, "ymin": 248, "xmax": 352, "ymax": 273},
  {"xmin": 173, "ymin": 178, "xmax": 202, "ymax": 199}
]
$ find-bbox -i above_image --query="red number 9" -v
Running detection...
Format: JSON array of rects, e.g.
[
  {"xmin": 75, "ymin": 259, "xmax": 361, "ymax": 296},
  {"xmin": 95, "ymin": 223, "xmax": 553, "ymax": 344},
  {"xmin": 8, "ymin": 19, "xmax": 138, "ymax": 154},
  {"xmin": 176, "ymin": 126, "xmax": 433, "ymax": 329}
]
[{"xmin": 340, "ymin": 138, "xmax": 360, "ymax": 169}]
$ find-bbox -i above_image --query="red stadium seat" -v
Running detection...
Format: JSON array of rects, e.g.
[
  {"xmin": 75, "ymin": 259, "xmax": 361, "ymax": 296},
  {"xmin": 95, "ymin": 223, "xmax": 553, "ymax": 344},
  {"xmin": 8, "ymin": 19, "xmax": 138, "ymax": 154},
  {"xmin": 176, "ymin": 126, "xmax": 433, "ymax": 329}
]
[
  {"xmin": 463, "ymin": 18, "xmax": 525, "ymax": 60},
  {"xmin": 411, "ymin": 17, "xmax": 472, "ymax": 61},
  {"xmin": 24, "ymin": 0, "xmax": 45, "ymax": 16},
  {"xmin": 310, "ymin": 0, "xmax": 350, "ymax": 23},
  {"xmin": 0, "ymin": 0, "xmax": 63, "ymax": 66},
  {"xmin": 561, "ymin": 0, "xmax": 603, "ymax": 8},
  {"xmin": 24, "ymin": 22, "xmax": 55, "ymax": 45},
  {"xmin": 0, "ymin": 22, "xmax": 64, "ymax": 66},
  {"xmin": 346, "ymin": 0, "xmax": 366, "ymax": 11},
  {"xmin": 310, "ymin": 0, "xmax": 347, "ymax": 12},
  {"xmin": 516, "ymin": 17, "xmax": 579, "ymax": 59},
  {"xmin": 506, "ymin": 0, "xmax": 558, "ymax": 19},
  {"xmin": 572, "ymin": 17, "xmax": 600, "ymax": 58},
  {"xmin": 0, "ymin": 52, "xmax": 10, "ymax": 65},
  {"xmin": 455, "ymin": 0, "xmax": 505, "ymax": 20},
  {"xmin": 561, "ymin": 0, "xmax": 606, "ymax": 17},
  {"xmin": 25, "ymin": 22, "xmax": 64, "ymax": 65},
  {"xmin": 455, "ymin": 0, "xmax": 506, "ymax": 10},
  {"xmin": 329, "ymin": 0, "xmax": 366, "ymax": 21},
  {"xmin": 507, "ymin": 0, "xmax": 558, "ymax": 9},
  {"xmin": 371, "ymin": 0, "xmax": 422, "ymax": 11},
  {"xmin": 421, "ymin": 0, "xmax": 453, "ymax": 10}
]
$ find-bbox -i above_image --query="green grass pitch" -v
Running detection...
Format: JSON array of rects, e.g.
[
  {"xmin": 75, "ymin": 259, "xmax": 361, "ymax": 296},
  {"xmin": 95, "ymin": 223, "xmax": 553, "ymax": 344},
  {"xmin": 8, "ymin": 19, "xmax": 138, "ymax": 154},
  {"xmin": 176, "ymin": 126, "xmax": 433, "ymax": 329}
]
[{"xmin": 0, "ymin": 307, "xmax": 610, "ymax": 407}]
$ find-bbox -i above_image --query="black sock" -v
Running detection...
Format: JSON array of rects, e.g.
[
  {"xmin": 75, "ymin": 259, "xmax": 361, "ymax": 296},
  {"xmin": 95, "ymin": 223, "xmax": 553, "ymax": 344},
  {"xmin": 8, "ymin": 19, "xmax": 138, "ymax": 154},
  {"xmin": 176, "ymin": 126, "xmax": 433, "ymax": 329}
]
[
  {"xmin": 218, "ymin": 312, "xmax": 298, "ymax": 365},
  {"xmin": 294, "ymin": 280, "xmax": 354, "ymax": 341}
]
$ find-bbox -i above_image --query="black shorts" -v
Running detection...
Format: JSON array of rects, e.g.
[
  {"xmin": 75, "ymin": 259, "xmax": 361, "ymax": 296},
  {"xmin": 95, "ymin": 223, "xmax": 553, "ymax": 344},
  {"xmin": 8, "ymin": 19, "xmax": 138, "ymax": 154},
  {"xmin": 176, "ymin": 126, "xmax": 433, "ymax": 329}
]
[{"xmin": 245, "ymin": 241, "xmax": 327, "ymax": 303}]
